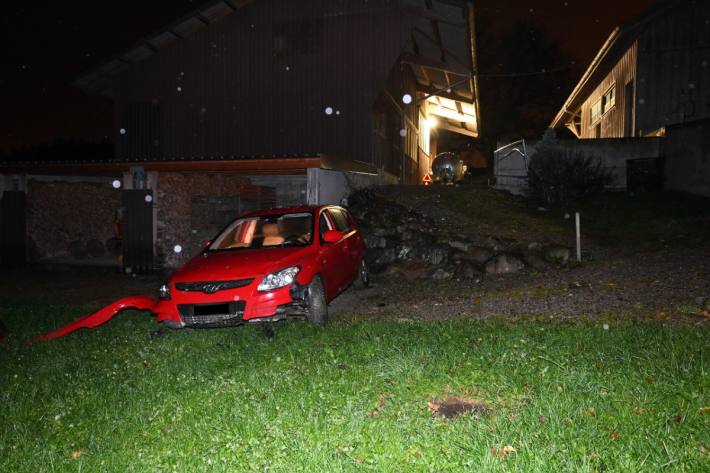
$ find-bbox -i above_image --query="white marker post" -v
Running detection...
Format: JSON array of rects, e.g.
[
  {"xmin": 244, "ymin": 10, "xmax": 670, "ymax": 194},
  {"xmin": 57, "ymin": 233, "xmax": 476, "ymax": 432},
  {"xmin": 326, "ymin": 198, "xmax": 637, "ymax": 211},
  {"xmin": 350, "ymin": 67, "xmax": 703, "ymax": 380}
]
[{"xmin": 575, "ymin": 212, "xmax": 581, "ymax": 262}]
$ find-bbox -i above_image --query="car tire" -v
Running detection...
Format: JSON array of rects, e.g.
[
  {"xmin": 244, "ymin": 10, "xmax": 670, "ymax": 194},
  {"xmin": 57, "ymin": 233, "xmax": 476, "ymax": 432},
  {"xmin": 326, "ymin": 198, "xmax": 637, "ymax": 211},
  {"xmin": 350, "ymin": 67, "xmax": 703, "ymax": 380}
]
[
  {"xmin": 353, "ymin": 257, "xmax": 370, "ymax": 289},
  {"xmin": 307, "ymin": 275, "xmax": 328, "ymax": 326}
]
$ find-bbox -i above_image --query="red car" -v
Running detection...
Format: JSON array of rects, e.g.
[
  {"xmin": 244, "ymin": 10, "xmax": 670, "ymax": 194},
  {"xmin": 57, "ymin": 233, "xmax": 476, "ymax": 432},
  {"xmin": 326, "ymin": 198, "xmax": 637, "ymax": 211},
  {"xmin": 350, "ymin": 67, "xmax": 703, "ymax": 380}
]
[{"xmin": 153, "ymin": 205, "xmax": 368, "ymax": 328}]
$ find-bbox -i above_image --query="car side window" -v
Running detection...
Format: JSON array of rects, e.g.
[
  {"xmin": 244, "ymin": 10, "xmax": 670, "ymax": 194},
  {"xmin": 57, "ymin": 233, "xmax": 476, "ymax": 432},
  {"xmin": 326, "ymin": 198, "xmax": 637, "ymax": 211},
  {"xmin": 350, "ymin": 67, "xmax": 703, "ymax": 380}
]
[
  {"xmin": 328, "ymin": 209, "xmax": 351, "ymax": 232},
  {"xmin": 319, "ymin": 212, "xmax": 332, "ymax": 240}
]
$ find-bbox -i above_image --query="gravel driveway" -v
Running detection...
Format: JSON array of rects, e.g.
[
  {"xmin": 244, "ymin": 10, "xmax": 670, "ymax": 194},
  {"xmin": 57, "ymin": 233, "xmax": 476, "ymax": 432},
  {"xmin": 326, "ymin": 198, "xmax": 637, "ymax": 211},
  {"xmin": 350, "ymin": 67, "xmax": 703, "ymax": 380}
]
[{"xmin": 329, "ymin": 245, "xmax": 710, "ymax": 323}]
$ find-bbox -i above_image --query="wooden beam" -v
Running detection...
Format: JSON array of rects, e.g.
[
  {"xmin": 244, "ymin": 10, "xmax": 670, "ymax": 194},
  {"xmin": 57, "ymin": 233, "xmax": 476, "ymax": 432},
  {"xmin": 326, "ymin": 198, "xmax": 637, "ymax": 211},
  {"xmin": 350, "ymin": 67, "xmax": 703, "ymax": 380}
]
[
  {"xmin": 565, "ymin": 121, "xmax": 581, "ymax": 138},
  {"xmin": 428, "ymin": 102, "xmax": 476, "ymax": 125},
  {"xmin": 418, "ymin": 84, "xmax": 473, "ymax": 103},
  {"xmin": 466, "ymin": 2, "xmax": 482, "ymax": 135},
  {"xmin": 431, "ymin": 19, "xmax": 446, "ymax": 62},
  {"xmin": 0, "ymin": 157, "xmax": 323, "ymax": 176},
  {"xmin": 436, "ymin": 121, "xmax": 478, "ymax": 138},
  {"xmin": 400, "ymin": 53, "xmax": 472, "ymax": 77}
]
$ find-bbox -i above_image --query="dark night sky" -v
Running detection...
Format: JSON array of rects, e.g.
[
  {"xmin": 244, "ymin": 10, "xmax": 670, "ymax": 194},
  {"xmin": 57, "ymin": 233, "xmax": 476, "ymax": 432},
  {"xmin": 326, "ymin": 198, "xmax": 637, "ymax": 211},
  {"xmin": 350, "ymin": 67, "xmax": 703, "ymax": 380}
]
[{"xmin": 0, "ymin": 0, "xmax": 655, "ymax": 152}]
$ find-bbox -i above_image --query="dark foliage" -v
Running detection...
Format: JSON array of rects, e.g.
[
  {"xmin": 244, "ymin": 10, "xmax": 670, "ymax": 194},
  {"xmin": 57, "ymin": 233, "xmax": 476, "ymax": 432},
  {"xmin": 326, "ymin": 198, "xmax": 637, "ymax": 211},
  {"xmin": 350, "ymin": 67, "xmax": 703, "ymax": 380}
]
[
  {"xmin": 476, "ymin": 18, "xmax": 578, "ymax": 145},
  {"xmin": 527, "ymin": 146, "xmax": 613, "ymax": 208}
]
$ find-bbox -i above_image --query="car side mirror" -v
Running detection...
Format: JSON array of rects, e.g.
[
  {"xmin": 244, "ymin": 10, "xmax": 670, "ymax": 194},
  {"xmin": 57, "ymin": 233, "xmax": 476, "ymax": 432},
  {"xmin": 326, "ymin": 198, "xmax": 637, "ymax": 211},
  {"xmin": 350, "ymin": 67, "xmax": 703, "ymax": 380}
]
[{"xmin": 322, "ymin": 230, "xmax": 343, "ymax": 243}]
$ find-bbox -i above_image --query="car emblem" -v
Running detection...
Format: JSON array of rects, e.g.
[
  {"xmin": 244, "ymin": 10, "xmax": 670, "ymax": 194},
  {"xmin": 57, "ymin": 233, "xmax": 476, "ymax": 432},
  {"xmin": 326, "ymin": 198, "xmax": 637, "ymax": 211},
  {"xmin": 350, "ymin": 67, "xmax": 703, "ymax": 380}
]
[{"xmin": 202, "ymin": 283, "xmax": 221, "ymax": 294}]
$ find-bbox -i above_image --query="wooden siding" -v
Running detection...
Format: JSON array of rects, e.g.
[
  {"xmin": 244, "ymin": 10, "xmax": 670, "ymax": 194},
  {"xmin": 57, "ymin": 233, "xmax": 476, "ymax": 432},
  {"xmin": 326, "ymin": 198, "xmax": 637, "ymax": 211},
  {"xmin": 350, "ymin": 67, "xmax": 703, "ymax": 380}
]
[
  {"xmin": 112, "ymin": 0, "xmax": 418, "ymax": 174},
  {"xmin": 635, "ymin": 0, "xmax": 710, "ymax": 135},
  {"xmin": 579, "ymin": 42, "xmax": 637, "ymax": 139}
]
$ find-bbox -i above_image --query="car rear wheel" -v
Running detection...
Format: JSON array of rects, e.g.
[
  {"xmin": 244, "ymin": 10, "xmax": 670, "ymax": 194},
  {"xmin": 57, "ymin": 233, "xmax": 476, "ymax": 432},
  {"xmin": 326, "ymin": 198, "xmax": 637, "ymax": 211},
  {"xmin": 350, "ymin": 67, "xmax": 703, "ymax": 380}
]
[
  {"xmin": 307, "ymin": 276, "xmax": 328, "ymax": 325},
  {"xmin": 353, "ymin": 258, "xmax": 370, "ymax": 289}
]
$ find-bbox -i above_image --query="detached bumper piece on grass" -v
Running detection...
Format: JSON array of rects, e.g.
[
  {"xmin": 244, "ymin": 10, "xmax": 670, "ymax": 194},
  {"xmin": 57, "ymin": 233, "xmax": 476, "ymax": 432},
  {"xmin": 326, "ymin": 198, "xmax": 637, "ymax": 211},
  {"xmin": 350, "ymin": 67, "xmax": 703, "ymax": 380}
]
[{"xmin": 27, "ymin": 296, "xmax": 180, "ymax": 343}]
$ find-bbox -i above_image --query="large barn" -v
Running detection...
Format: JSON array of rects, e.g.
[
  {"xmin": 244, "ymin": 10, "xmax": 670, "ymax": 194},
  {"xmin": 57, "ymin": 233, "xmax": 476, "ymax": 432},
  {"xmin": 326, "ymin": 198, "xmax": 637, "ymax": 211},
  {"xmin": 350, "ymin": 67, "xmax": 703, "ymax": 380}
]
[{"xmin": 0, "ymin": 0, "xmax": 482, "ymax": 270}]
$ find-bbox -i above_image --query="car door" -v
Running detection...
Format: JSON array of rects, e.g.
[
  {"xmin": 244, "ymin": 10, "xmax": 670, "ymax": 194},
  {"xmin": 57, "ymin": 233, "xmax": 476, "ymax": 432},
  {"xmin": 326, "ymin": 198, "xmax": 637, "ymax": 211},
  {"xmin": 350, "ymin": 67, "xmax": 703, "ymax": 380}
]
[
  {"xmin": 325, "ymin": 207, "xmax": 359, "ymax": 286},
  {"xmin": 317, "ymin": 209, "xmax": 350, "ymax": 300}
]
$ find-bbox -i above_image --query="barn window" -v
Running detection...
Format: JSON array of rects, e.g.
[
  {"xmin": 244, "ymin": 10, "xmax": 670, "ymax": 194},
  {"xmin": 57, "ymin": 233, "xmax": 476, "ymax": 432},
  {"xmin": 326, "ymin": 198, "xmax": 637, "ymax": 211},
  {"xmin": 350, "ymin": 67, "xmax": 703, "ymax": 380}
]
[
  {"xmin": 590, "ymin": 99, "xmax": 602, "ymax": 125},
  {"xmin": 602, "ymin": 84, "xmax": 616, "ymax": 114},
  {"xmin": 273, "ymin": 19, "xmax": 323, "ymax": 56}
]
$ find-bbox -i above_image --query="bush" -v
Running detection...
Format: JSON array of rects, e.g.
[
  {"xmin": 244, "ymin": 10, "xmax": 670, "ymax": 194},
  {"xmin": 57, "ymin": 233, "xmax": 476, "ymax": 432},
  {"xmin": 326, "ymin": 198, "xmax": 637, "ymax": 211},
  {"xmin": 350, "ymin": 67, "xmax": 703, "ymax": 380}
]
[{"xmin": 527, "ymin": 146, "xmax": 612, "ymax": 208}]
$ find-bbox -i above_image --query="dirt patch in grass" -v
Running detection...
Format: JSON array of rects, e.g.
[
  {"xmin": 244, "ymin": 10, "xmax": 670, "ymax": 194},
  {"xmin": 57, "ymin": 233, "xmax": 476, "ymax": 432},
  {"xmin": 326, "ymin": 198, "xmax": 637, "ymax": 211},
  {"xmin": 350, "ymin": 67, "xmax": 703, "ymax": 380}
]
[{"xmin": 428, "ymin": 397, "xmax": 491, "ymax": 419}]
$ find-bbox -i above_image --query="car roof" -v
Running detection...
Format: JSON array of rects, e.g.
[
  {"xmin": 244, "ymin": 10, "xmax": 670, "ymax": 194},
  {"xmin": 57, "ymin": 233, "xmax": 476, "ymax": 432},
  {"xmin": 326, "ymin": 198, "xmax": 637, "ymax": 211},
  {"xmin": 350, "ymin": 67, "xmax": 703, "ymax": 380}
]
[{"xmin": 240, "ymin": 205, "xmax": 340, "ymax": 218}]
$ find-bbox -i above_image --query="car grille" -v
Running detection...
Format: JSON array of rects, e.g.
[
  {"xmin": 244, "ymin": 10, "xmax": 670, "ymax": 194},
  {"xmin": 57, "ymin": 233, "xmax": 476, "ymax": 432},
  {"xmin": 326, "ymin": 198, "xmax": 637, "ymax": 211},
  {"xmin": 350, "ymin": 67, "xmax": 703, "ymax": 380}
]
[
  {"xmin": 178, "ymin": 301, "xmax": 246, "ymax": 328},
  {"xmin": 175, "ymin": 279, "xmax": 254, "ymax": 294}
]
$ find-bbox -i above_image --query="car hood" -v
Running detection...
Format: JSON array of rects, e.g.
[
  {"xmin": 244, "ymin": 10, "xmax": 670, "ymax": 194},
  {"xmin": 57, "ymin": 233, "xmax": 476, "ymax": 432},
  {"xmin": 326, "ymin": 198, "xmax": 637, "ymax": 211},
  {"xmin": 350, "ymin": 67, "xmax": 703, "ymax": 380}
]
[{"xmin": 172, "ymin": 247, "xmax": 309, "ymax": 282}]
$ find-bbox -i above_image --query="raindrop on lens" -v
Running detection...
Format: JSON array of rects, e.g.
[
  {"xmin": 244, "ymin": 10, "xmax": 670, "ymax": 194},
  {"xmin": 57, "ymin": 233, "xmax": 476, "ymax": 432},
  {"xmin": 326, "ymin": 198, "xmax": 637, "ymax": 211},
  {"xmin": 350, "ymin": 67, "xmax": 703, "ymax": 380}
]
[
  {"xmin": 399, "ymin": 129, "xmax": 406, "ymax": 137},
  {"xmin": 145, "ymin": 195, "xmax": 153, "ymax": 203},
  {"xmin": 402, "ymin": 94, "xmax": 413, "ymax": 104},
  {"xmin": 174, "ymin": 245, "xmax": 183, "ymax": 254},
  {"xmin": 324, "ymin": 107, "xmax": 333, "ymax": 115},
  {"xmin": 119, "ymin": 128, "xmax": 126, "ymax": 135},
  {"xmin": 112, "ymin": 180, "xmax": 121, "ymax": 189}
]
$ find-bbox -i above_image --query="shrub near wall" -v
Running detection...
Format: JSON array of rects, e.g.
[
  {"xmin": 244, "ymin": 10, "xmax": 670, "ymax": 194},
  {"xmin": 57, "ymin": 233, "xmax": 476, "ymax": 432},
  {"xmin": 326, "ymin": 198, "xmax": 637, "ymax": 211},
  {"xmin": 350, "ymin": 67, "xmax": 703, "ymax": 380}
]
[
  {"xmin": 26, "ymin": 180, "xmax": 121, "ymax": 261},
  {"xmin": 527, "ymin": 131, "xmax": 613, "ymax": 208}
]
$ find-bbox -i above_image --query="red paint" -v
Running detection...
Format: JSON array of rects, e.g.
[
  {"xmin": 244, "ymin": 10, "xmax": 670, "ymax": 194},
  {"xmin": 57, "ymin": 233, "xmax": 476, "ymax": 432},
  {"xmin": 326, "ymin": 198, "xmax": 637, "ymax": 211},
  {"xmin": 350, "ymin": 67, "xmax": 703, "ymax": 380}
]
[
  {"xmin": 30, "ymin": 205, "xmax": 366, "ymax": 341},
  {"xmin": 28, "ymin": 296, "xmax": 161, "ymax": 343}
]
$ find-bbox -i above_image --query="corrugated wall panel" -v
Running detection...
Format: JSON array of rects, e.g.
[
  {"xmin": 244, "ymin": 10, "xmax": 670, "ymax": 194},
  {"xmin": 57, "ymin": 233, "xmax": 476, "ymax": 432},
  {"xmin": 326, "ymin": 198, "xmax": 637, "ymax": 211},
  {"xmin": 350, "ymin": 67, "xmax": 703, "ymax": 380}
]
[
  {"xmin": 114, "ymin": 0, "xmax": 418, "ymax": 166},
  {"xmin": 579, "ymin": 42, "xmax": 637, "ymax": 139},
  {"xmin": 636, "ymin": 1, "xmax": 710, "ymax": 135}
]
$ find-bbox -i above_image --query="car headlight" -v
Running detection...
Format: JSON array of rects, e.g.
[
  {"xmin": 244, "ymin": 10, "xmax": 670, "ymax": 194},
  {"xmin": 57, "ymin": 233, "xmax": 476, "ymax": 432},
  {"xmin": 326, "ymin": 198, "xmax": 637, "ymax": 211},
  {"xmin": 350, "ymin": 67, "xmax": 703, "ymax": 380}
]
[
  {"xmin": 159, "ymin": 283, "xmax": 171, "ymax": 300},
  {"xmin": 258, "ymin": 266, "xmax": 300, "ymax": 292}
]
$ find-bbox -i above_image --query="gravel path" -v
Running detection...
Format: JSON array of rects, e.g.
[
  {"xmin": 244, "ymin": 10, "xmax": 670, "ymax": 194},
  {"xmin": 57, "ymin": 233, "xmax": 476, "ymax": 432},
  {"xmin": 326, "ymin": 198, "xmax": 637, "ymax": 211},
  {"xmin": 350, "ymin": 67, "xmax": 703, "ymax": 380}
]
[{"xmin": 329, "ymin": 246, "xmax": 710, "ymax": 322}]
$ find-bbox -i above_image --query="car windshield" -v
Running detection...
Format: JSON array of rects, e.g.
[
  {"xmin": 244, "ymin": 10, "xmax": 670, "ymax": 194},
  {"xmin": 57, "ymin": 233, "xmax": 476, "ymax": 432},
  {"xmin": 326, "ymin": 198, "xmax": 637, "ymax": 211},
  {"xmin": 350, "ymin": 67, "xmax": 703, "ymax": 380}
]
[{"xmin": 208, "ymin": 212, "xmax": 314, "ymax": 250}]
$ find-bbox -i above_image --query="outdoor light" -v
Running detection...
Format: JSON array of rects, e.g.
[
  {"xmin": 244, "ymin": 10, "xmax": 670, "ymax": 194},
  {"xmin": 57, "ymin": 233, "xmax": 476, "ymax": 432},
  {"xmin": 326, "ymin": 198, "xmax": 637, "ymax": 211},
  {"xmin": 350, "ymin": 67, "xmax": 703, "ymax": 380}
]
[
  {"xmin": 427, "ymin": 116, "xmax": 437, "ymax": 128},
  {"xmin": 112, "ymin": 180, "xmax": 121, "ymax": 189},
  {"xmin": 145, "ymin": 195, "xmax": 153, "ymax": 203},
  {"xmin": 159, "ymin": 283, "xmax": 171, "ymax": 300},
  {"xmin": 402, "ymin": 93, "xmax": 413, "ymax": 104},
  {"xmin": 258, "ymin": 266, "xmax": 300, "ymax": 292},
  {"xmin": 324, "ymin": 106, "xmax": 334, "ymax": 115},
  {"xmin": 119, "ymin": 128, "xmax": 126, "ymax": 135},
  {"xmin": 173, "ymin": 244, "xmax": 183, "ymax": 254}
]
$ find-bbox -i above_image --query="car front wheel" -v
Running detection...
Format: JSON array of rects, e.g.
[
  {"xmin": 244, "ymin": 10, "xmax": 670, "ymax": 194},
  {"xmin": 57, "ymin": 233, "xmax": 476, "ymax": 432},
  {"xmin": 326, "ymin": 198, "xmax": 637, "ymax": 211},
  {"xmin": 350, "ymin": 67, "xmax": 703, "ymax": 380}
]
[{"xmin": 306, "ymin": 275, "xmax": 328, "ymax": 325}]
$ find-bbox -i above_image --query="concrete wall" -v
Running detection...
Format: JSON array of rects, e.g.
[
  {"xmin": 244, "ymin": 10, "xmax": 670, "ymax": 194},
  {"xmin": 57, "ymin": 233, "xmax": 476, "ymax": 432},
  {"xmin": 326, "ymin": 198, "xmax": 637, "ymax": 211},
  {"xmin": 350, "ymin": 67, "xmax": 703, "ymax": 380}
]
[
  {"xmin": 306, "ymin": 168, "xmax": 398, "ymax": 205},
  {"xmin": 664, "ymin": 118, "xmax": 710, "ymax": 197},
  {"xmin": 494, "ymin": 136, "xmax": 663, "ymax": 195}
]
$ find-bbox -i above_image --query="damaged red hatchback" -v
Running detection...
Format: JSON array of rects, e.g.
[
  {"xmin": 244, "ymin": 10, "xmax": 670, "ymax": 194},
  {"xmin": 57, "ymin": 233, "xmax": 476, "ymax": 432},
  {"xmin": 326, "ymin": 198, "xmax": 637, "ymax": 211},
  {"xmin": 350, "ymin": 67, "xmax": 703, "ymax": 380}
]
[
  {"xmin": 154, "ymin": 205, "xmax": 368, "ymax": 328},
  {"xmin": 30, "ymin": 205, "xmax": 368, "ymax": 343}
]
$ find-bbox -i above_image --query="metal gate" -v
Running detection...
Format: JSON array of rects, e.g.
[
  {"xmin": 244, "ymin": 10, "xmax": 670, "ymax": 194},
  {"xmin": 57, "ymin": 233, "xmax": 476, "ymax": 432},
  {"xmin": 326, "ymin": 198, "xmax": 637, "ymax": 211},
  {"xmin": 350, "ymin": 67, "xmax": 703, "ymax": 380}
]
[
  {"xmin": 0, "ymin": 191, "xmax": 27, "ymax": 266},
  {"xmin": 122, "ymin": 190, "xmax": 154, "ymax": 273}
]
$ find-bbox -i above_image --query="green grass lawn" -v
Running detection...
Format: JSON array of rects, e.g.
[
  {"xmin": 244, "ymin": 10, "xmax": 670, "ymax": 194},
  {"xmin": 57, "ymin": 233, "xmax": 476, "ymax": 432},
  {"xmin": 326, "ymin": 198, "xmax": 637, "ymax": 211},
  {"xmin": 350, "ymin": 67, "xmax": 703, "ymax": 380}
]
[{"xmin": 1, "ymin": 306, "xmax": 707, "ymax": 472}]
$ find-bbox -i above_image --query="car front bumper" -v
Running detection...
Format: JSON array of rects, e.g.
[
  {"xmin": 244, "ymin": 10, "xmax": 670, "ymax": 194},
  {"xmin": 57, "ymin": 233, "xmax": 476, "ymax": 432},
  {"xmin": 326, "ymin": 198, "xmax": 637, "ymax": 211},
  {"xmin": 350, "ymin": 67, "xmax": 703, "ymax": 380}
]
[{"xmin": 156, "ymin": 281, "xmax": 309, "ymax": 328}]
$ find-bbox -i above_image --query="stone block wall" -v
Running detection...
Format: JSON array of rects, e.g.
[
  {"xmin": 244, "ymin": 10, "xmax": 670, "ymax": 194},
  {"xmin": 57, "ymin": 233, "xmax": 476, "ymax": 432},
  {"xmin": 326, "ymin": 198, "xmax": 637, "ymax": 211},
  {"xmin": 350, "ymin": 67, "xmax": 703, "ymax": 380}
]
[{"xmin": 26, "ymin": 179, "xmax": 121, "ymax": 261}]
